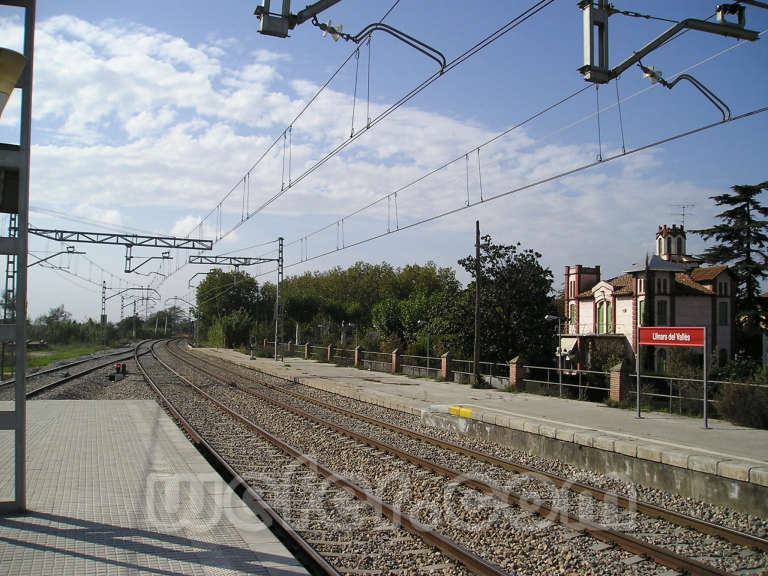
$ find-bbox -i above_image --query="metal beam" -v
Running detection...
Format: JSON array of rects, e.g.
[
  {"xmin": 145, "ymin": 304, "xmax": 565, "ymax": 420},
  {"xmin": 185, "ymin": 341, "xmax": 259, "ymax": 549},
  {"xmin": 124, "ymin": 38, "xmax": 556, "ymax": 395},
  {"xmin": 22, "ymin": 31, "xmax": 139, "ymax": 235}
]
[
  {"xmin": 188, "ymin": 255, "xmax": 278, "ymax": 266},
  {"xmin": 610, "ymin": 19, "xmax": 759, "ymax": 80},
  {"xmin": 255, "ymin": 0, "xmax": 342, "ymax": 37},
  {"xmin": 579, "ymin": 4, "xmax": 760, "ymax": 84},
  {"xmin": 29, "ymin": 228, "xmax": 213, "ymax": 250}
]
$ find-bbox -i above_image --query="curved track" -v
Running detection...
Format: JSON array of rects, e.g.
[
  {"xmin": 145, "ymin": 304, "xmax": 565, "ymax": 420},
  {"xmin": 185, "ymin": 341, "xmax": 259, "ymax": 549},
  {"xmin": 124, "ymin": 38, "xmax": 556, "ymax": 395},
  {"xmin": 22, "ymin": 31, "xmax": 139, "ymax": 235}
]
[
  {"xmin": 138, "ymin": 340, "xmax": 502, "ymax": 576},
  {"xmin": 156, "ymin": 339, "xmax": 768, "ymax": 575},
  {"xmin": 171, "ymin": 342, "xmax": 768, "ymax": 550},
  {"xmin": 0, "ymin": 346, "xmax": 136, "ymax": 400}
]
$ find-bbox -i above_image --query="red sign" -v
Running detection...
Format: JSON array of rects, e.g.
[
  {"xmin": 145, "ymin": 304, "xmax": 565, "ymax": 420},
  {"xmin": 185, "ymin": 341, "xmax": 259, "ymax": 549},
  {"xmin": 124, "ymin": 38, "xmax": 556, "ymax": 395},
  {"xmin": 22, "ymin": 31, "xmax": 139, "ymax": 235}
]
[{"xmin": 638, "ymin": 326, "xmax": 705, "ymax": 348}]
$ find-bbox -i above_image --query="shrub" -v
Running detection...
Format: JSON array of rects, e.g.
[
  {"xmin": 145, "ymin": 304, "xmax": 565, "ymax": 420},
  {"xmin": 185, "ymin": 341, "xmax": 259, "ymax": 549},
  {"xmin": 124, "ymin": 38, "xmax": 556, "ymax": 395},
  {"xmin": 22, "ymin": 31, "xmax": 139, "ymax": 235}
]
[{"xmin": 716, "ymin": 381, "xmax": 768, "ymax": 429}]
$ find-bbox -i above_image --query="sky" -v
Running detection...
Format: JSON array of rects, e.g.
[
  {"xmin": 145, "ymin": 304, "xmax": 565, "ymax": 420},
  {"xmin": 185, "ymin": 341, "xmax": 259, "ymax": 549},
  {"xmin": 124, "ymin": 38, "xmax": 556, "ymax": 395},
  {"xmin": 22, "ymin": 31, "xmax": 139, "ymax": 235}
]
[{"xmin": 0, "ymin": 0, "xmax": 766, "ymax": 322}]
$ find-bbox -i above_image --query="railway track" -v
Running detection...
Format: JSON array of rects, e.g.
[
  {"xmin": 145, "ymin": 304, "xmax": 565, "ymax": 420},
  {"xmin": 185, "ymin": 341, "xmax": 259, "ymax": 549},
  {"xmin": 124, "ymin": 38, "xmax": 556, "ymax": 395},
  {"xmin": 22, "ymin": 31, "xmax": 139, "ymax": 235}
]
[
  {"xmin": 0, "ymin": 346, "xmax": 136, "ymax": 400},
  {"xmin": 154, "ymin": 339, "xmax": 768, "ymax": 575},
  {"xmin": 138, "ymin": 340, "xmax": 498, "ymax": 576},
  {"xmin": 166, "ymin": 340, "xmax": 768, "ymax": 573},
  {"xmin": 171, "ymin": 343, "xmax": 768, "ymax": 542}
]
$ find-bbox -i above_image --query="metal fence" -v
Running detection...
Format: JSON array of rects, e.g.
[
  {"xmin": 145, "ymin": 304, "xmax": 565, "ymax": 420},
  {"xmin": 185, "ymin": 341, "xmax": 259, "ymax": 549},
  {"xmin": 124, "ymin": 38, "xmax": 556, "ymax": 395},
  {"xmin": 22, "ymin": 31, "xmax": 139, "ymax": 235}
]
[
  {"xmin": 400, "ymin": 353, "xmax": 441, "ymax": 379},
  {"xmin": 259, "ymin": 342, "xmax": 766, "ymax": 425},
  {"xmin": 361, "ymin": 350, "xmax": 390, "ymax": 372},
  {"xmin": 523, "ymin": 364, "xmax": 611, "ymax": 399}
]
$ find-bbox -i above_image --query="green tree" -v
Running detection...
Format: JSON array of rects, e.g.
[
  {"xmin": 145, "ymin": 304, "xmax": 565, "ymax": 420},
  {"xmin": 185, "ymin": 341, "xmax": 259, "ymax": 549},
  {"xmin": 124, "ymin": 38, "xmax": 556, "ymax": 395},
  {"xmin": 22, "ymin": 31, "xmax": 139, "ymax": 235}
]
[
  {"xmin": 195, "ymin": 269, "xmax": 262, "ymax": 345},
  {"xmin": 693, "ymin": 182, "xmax": 768, "ymax": 325},
  {"xmin": 458, "ymin": 235, "xmax": 554, "ymax": 365}
]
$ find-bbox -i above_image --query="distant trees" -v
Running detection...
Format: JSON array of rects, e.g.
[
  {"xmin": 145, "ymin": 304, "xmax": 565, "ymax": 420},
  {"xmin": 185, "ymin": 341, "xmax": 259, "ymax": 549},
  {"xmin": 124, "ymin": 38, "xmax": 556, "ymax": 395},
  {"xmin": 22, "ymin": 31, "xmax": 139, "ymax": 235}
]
[
  {"xmin": 195, "ymin": 269, "xmax": 269, "ymax": 348},
  {"xmin": 455, "ymin": 236, "xmax": 554, "ymax": 364},
  {"xmin": 693, "ymin": 182, "xmax": 768, "ymax": 359},
  {"xmin": 693, "ymin": 182, "xmax": 768, "ymax": 325}
]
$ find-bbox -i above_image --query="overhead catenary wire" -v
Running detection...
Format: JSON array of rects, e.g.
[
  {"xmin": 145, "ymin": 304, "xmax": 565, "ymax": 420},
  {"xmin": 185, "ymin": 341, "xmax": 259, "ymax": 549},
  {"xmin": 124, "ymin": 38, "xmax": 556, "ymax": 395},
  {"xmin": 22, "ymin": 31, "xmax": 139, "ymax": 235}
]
[
  {"xmin": 250, "ymin": 105, "xmax": 766, "ymax": 276},
  {"xmin": 169, "ymin": 7, "xmax": 763, "ymax": 296},
  {"xmin": 169, "ymin": 0, "xmax": 557, "ymax": 280},
  {"xmin": 260, "ymin": 25, "xmax": 768, "ymax": 275}
]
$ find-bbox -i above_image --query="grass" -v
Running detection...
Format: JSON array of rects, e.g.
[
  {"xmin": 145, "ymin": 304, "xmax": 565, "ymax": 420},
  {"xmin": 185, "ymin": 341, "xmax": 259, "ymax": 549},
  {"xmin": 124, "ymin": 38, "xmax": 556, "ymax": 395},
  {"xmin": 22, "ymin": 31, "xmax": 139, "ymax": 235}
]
[{"xmin": 24, "ymin": 343, "xmax": 106, "ymax": 370}]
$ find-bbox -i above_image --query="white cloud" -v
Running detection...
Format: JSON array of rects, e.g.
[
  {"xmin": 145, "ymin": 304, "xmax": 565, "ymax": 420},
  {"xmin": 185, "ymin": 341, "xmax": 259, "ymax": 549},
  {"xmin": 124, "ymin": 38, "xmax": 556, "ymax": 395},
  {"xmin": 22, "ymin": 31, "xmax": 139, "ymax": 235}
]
[{"xmin": 15, "ymin": 11, "xmax": 747, "ymax": 320}]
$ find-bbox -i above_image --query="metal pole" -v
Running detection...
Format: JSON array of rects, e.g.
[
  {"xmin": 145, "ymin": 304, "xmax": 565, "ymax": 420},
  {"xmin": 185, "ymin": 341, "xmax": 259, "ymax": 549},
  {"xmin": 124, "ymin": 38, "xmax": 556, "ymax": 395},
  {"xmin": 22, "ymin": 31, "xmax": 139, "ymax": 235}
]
[
  {"xmin": 101, "ymin": 280, "xmax": 106, "ymax": 345},
  {"xmin": 472, "ymin": 221, "xmax": 481, "ymax": 387},
  {"xmin": 274, "ymin": 237, "xmax": 283, "ymax": 361},
  {"xmin": 636, "ymin": 322, "xmax": 642, "ymax": 418},
  {"xmin": 703, "ymin": 326, "xmax": 708, "ymax": 429},
  {"xmin": 11, "ymin": 0, "xmax": 36, "ymax": 513},
  {"xmin": 427, "ymin": 329, "xmax": 430, "ymax": 371},
  {"xmin": 558, "ymin": 318, "xmax": 562, "ymax": 397}
]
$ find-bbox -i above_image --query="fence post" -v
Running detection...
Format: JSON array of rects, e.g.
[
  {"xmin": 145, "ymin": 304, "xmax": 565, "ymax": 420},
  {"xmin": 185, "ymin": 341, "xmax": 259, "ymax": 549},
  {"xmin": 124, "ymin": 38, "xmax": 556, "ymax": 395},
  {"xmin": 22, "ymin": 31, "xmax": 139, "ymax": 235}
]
[
  {"xmin": 327, "ymin": 344, "xmax": 335, "ymax": 363},
  {"xmin": 392, "ymin": 348, "xmax": 401, "ymax": 374},
  {"xmin": 354, "ymin": 346, "xmax": 363, "ymax": 368},
  {"xmin": 609, "ymin": 360, "xmax": 631, "ymax": 403},
  {"xmin": 288, "ymin": 340, "xmax": 294, "ymax": 356},
  {"xmin": 441, "ymin": 352, "xmax": 452, "ymax": 381},
  {"xmin": 263, "ymin": 338, "xmax": 268, "ymax": 354},
  {"xmin": 509, "ymin": 356, "xmax": 525, "ymax": 391},
  {"xmin": 304, "ymin": 342, "xmax": 310, "ymax": 359}
]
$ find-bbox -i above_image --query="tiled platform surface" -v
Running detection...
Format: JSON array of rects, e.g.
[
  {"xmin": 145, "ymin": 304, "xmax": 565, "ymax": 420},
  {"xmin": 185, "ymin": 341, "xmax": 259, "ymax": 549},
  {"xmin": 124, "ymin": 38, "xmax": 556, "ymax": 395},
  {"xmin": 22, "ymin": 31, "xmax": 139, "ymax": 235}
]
[
  {"xmin": 196, "ymin": 348, "xmax": 768, "ymax": 489},
  {"xmin": 0, "ymin": 400, "xmax": 308, "ymax": 575}
]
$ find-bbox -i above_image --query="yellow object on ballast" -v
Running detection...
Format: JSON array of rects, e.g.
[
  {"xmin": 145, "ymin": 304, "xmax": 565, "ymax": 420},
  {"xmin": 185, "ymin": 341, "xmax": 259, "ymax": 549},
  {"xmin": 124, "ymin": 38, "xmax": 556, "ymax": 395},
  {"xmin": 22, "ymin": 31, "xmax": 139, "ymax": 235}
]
[{"xmin": 448, "ymin": 406, "xmax": 472, "ymax": 419}]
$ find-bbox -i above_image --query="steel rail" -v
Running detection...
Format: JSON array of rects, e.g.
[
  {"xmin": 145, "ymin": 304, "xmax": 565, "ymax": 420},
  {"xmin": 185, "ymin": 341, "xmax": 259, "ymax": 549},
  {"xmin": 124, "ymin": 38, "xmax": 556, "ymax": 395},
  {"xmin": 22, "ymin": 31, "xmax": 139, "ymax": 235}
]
[
  {"xmin": 134, "ymin": 341, "xmax": 341, "ymax": 576},
  {"xmin": 0, "ymin": 347, "xmax": 133, "ymax": 390},
  {"xmin": 165, "ymin": 342, "xmax": 748, "ymax": 576},
  {"xmin": 174, "ymin": 341, "xmax": 768, "ymax": 554},
  {"xmin": 152, "ymin": 341, "xmax": 511, "ymax": 576}
]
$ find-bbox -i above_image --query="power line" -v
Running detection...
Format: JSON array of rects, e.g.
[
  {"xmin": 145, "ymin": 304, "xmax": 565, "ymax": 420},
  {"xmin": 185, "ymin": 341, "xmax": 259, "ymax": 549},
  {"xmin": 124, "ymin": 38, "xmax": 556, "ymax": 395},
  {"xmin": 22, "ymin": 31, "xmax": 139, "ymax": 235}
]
[
  {"xmin": 270, "ymin": 26, "xmax": 766, "ymax": 268},
  {"xmin": 174, "ymin": 0, "xmax": 556, "ymax": 271},
  {"xmin": 30, "ymin": 206, "xmax": 162, "ymax": 236},
  {"xmin": 183, "ymin": 0, "xmax": 405, "ymax": 242},
  {"xmin": 270, "ymin": 105, "xmax": 767, "ymax": 273}
]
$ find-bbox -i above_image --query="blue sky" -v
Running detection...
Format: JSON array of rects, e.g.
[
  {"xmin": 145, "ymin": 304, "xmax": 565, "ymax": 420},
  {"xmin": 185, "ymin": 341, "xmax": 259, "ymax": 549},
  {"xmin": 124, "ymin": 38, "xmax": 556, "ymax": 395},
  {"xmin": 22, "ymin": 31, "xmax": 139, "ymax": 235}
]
[{"xmin": 0, "ymin": 1, "xmax": 766, "ymax": 321}]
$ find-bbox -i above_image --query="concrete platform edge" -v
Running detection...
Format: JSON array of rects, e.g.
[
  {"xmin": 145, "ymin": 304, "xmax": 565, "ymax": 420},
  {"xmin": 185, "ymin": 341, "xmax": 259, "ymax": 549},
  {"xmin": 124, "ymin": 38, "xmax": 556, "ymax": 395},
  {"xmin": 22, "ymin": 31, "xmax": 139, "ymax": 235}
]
[{"xmin": 194, "ymin": 348, "xmax": 768, "ymax": 515}]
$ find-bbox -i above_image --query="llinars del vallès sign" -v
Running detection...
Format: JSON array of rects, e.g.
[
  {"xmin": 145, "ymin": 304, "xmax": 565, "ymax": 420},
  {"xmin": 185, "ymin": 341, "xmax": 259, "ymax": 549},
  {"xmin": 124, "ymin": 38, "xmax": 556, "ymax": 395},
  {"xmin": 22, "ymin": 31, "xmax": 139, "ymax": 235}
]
[{"xmin": 638, "ymin": 326, "xmax": 705, "ymax": 348}]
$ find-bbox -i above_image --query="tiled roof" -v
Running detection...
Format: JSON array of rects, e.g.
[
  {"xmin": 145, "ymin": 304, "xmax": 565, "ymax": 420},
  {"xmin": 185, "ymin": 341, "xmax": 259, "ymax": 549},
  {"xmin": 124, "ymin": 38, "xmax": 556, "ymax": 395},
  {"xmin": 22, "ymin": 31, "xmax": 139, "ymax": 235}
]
[
  {"xmin": 691, "ymin": 266, "xmax": 728, "ymax": 283},
  {"xmin": 675, "ymin": 273, "xmax": 714, "ymax": 296},
  {"xmin": 625, "ymin": 254, "xmax": 687, "ymax": 274},
  {"xmin": 608, "ymin": 273, "xmax": 633, "ymax": 296},
  {"xmin": 575, "ymin": 274, "xmax": 633, "ymax": 299},
  {"xmin": 575, "ymin": 272, "xmax": 716, "ymax": 298}
]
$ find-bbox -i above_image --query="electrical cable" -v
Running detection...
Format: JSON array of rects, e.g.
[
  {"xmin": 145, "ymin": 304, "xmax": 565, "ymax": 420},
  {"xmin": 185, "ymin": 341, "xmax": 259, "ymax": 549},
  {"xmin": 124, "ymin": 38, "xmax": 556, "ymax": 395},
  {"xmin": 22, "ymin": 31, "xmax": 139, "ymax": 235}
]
[
  {"xmin": 30, "ymin": 206, "xmax": 160, "ymax": 236},
  {"xmin": 265, "ymin": 29, "xmax": 768, "ymax": 272},
  {"xmin": 180, "ymin": 0, "xmax": 555, "ymax": 259},
  {"xmin": 183, "ymin": 0, "xmax": 404, "ymax": 240},
  {"xmin": 263, "ymin": 105, "xmax": 767, "ymax": 274}
]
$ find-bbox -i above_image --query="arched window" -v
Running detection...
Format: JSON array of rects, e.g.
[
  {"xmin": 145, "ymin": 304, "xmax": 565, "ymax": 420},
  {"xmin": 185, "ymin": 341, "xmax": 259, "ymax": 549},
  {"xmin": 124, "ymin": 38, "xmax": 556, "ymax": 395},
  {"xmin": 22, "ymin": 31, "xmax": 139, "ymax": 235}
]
[
  {"xmin": 657, "ymin": 237, "xmax": 663, "ymax": 255},
  {"xmin": 597, "ymin": 301, "xmax": 612, "ymax": 334},
  {"xmin": 666, "ymin": 236, "xmax": 672, "ymax": 255},
  {"xmin": 677, "ymin": 237, "xmax": 683, "ymax": 255}
]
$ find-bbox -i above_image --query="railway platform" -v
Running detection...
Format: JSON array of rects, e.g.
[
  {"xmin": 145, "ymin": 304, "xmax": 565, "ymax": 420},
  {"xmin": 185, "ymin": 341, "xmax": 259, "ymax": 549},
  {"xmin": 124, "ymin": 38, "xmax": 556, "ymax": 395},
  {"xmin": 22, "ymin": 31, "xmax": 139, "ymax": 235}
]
[
  {"xmin": 197, "ymin": 347, "xmax": 768, "ymax": 516},
  {"xmin": 0, "ymin": 399, "xmax": 308, "ymax": 575}
]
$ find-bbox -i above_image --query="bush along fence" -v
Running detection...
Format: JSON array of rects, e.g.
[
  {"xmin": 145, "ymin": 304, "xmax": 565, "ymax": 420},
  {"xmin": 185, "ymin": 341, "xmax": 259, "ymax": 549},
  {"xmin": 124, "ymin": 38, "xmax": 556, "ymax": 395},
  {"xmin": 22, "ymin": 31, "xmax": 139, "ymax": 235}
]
[{"xmin": 258, "ymin": 340, "xmax": 768, "ymax": 429}]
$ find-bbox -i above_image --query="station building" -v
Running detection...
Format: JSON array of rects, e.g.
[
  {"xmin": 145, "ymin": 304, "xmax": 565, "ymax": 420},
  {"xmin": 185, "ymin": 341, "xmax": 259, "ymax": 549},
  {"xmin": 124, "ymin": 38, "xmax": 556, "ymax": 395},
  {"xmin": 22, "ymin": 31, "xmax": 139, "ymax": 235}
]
[{"xmin": 562, "ymin": 225, "xmax": 735, "ymax": 370}]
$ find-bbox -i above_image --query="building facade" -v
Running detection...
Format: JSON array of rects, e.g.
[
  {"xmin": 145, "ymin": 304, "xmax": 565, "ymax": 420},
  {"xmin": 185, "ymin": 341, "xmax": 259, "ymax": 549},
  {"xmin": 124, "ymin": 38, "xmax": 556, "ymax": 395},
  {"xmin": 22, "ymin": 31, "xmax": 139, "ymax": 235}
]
[{"xmin": 563, "ymin": 225, "xmax": 735, "ymax": 369}]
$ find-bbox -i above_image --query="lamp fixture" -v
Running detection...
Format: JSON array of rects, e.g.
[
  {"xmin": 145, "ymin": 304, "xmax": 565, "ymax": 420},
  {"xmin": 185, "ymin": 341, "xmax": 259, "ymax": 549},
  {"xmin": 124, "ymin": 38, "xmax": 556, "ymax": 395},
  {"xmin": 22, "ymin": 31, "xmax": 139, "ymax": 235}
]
[{"xmin": 0, "ymin": 47, "xmax": 26, "ymax": 116}]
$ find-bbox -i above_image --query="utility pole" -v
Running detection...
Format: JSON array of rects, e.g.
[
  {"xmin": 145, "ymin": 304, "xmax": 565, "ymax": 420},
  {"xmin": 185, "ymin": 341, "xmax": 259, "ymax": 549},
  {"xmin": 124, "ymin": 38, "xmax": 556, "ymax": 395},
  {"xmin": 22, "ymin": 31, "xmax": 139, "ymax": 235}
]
[
  {"xmin": 101, "ymin": 280, "xmax": 106, "ymax": 346},
  {"xmin": 472, "ymin": 220, "xmax": 481, "ymax": 388},
  {"xmin": 274, "ymin": 237, "xmax": 284, "ymax": 361}
]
